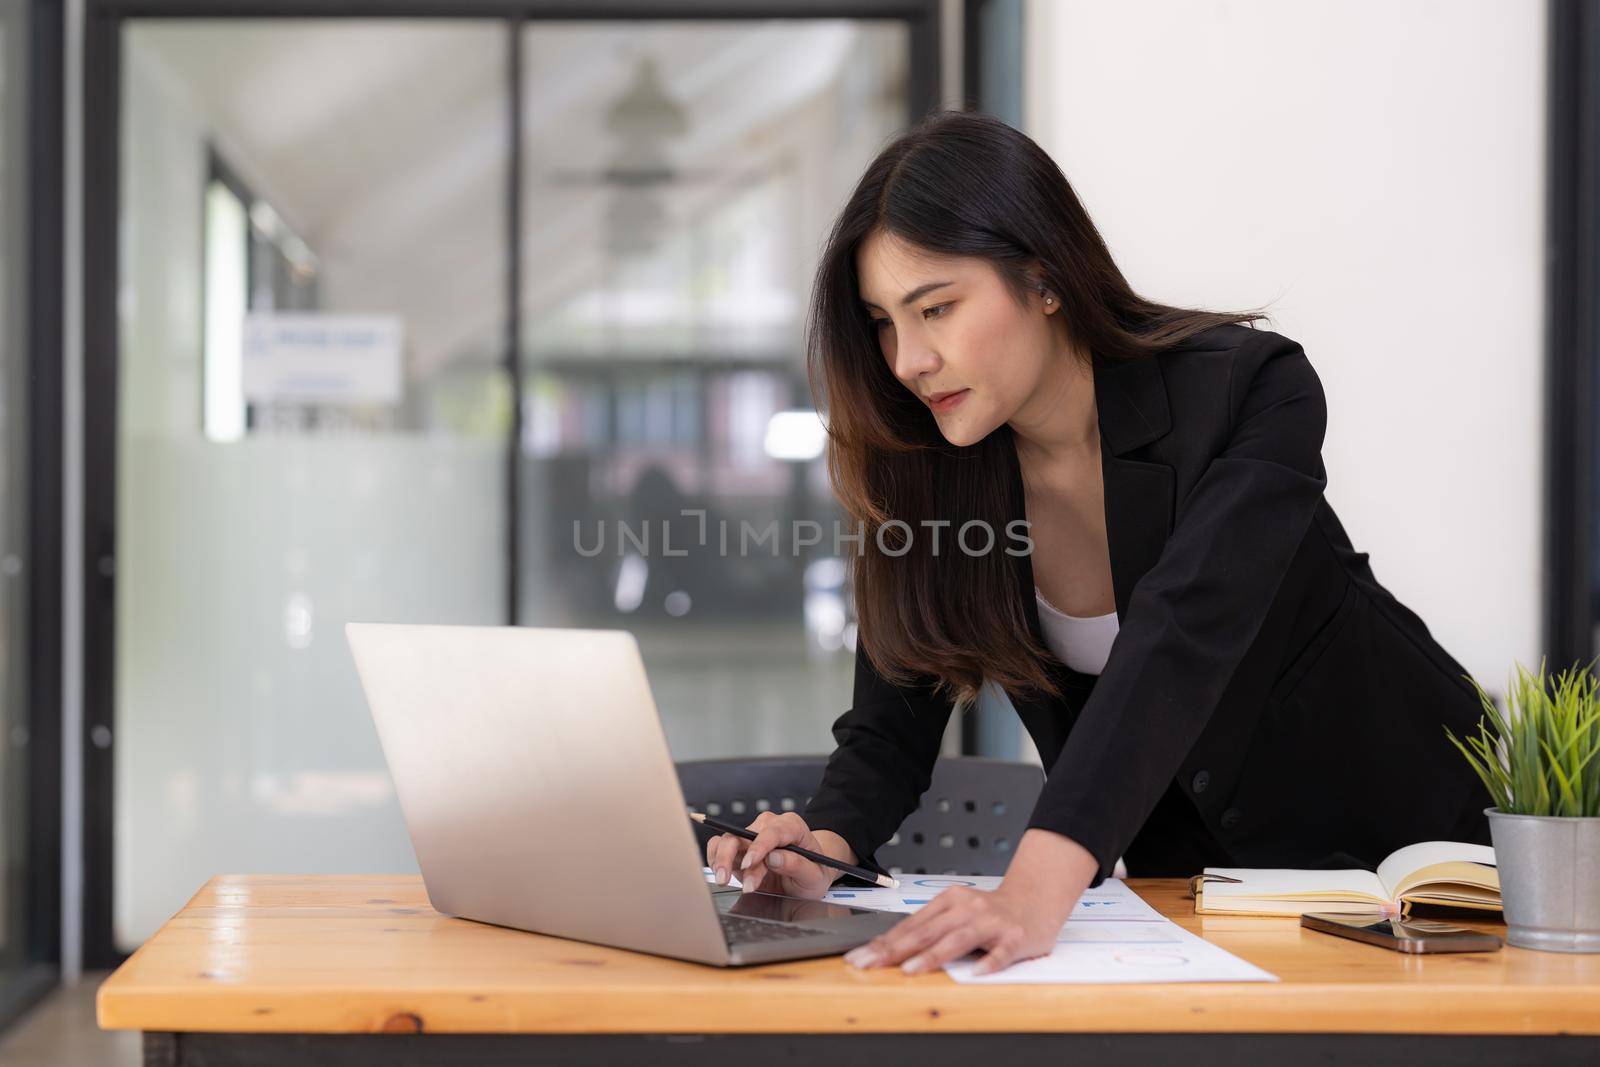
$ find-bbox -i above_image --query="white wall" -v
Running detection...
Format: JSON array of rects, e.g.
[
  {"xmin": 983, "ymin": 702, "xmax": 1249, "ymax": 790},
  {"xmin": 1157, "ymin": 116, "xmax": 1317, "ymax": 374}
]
[{"xmin": 1024, "ymin": 0, "xmax": 1546, "ymax": 686}]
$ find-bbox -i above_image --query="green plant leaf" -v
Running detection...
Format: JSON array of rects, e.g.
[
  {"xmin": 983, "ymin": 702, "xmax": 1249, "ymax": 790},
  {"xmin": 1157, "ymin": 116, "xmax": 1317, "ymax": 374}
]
[{"xmin": 1452, "ymin": 658, "xmax": 1600, "ymax": 816}]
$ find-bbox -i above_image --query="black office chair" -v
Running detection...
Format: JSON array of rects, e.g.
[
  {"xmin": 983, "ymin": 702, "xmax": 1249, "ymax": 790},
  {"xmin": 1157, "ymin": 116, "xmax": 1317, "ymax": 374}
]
[{"xmin": 676, "ymin": 755, "xmax": 1044, "ymax": 878}]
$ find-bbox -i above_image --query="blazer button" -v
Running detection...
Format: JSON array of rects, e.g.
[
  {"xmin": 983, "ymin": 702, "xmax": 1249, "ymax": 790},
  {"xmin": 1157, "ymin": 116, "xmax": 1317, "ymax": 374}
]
[
  {"xmin": 1220, "ymin": 807, "xmax": 1242, "ymax": 830},
  {"xmin": 1191, "ymin": 770, "xmax": 1210, "ymax": 794}
]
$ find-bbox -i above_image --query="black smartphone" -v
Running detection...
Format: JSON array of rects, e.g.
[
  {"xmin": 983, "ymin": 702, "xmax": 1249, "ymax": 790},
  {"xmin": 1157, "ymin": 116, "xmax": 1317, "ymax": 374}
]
[{"xmin": 1301, "ymin": 912, "xmax": 1503, "ymax": 954}]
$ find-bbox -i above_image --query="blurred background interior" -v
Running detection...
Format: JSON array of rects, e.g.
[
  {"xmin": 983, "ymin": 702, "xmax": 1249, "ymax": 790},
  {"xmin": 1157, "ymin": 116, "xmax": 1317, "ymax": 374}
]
[{"xmin": 1, "ymin": 0, "xmax": 1592, "ymax": 1062}]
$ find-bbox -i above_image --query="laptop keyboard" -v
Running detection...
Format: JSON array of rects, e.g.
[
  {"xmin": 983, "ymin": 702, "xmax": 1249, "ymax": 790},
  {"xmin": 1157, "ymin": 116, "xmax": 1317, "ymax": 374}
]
[{"xmin": 719, "ymin": 913, "xmax": 831, "ymax": 944}]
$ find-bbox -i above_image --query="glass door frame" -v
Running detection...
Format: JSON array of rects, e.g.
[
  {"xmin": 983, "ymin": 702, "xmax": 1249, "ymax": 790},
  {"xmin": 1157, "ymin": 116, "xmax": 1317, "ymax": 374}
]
[
  {"xmin": 0, "ymin": 0, "xmax": 64, "ymax": 1034},
  {"xmin": 80, "ymin": 0, "xmax": 943, "ymax": 969},
  {"xmin": 1547, "ymin": 0, "xmax": 1600, "ymax": 674}
]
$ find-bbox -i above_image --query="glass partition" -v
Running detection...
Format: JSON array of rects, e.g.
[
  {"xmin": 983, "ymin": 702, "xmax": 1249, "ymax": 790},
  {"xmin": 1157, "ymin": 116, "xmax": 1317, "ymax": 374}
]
[
  {"xmin": 114, "ymin": 14, "xmax": 914, "ymax": 953},
  {"xmin": 516, "ymin": 20, "xmax": 909, "ymax": 758},
  {"xmin": 116, "ymin": 20, "xmax": 511, "ymax": 949}
]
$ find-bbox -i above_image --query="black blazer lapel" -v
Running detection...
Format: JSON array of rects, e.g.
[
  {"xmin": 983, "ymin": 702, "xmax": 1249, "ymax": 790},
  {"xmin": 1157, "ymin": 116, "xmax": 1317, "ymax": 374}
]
[
  {"xmin": 1005, "ymin": 351, "xmax": 1177, "ymax": 635},
  {"xmin": 1101, "ymin": 454, "xmax": 1175, "ymax": 620},
  {"xmin": 1094, "ymin": 352, "xmax": 1178, "ymax": 617}
]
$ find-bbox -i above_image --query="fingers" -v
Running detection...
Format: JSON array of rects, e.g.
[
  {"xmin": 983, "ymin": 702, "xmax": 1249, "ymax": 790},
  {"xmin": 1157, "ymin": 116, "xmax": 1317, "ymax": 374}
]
[
  {"xmin": 842, "ymin": 890, "xmax": 959, "ymax": 967},
  {"xmin": 706, "ymin": 832, "xmax": 747, "ymax": 886},
  {"xmin": 767, "ymin": 846, "xmax": 831, "ymax": 898},
  {"xmin": 968, "ymin": 932, "xmax": 1029, "ymax": 977},
  {"xmin": 739, "ymin": 812, "xmax": 807, "ymax": 894},
  {"xmin": 704, "ymin": 812, "xmax": 824, "ymax": 895},
  {"xmin": 843, "ymin": 888, "xmax": 1026, "ymax": 975},
  {"xmin": 709, "ymin": 811, "xmax": 784, "ymax": 886},
  {"xmin": 848, "ymin": 905, "xmax": 968, "ymax": 971},
  {"xmin": 904, "ymin": 924, "xmax": 1008, "ymax": 975},
  {"xmin": 739, "ymin": 812, "xmax": 805, "ymax": 872}
]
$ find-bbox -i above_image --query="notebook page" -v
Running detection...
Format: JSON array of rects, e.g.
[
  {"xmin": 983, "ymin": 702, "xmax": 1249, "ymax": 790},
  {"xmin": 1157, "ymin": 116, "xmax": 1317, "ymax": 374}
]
[
  {"xmin": 1375, "ymin": 841, "xmax": 1496, "ymax": 898},
  {"xmin": 1204, "ymin": 867, "xmax": 1387, "ymax": 901}
]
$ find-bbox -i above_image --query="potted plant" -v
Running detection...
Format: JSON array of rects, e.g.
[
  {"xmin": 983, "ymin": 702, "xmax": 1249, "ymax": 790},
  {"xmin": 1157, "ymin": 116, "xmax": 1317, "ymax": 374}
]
[{"xmin": 1446, "ymin": 658, "xmax": 1600, "ymax": 952}]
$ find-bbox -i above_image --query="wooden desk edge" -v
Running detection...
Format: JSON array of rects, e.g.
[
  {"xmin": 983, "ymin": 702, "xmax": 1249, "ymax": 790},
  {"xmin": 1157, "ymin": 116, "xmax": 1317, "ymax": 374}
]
[
  {"xmin": 96, "ymin": 982, "xmax": 1600, "ymax": 1037},
  {"xmin": 94, "ymin": 875, "xmax": 1600, "ymax": 1037}
]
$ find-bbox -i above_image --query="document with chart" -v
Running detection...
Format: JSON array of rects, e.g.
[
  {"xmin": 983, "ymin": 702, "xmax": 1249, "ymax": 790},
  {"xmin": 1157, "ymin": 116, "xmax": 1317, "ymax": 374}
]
[{"xmin": 821, "ymin": 876, "xmax": 1278, "ymax": 985}]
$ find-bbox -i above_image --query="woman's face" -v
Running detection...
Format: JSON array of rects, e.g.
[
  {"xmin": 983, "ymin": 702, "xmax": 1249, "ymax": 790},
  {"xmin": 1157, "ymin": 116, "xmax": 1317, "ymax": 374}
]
[{"xmin": 856, "ymin": 229, "xmax": 1063, "ymax": 447}]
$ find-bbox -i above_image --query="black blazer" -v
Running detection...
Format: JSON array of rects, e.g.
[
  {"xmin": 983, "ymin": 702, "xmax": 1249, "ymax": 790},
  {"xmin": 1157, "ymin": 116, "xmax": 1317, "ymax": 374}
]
[{"xmin": 803, "ymin": 324, "xmax": 1493, "ymax": 887}]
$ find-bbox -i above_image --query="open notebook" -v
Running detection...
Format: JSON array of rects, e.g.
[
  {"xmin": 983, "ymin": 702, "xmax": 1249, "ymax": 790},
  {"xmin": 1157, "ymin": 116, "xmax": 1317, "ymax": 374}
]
[{"xmin": 1191, "ymin": 841, "xmax": 1499, "ymax": 917}]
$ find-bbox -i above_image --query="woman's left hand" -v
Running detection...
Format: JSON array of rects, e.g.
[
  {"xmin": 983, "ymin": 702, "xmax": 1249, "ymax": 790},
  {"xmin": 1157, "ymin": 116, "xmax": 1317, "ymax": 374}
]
[
  {"xmin": 841, "ymin": 828, "xmax": 1100, "ymax": 977},
  {"xmin": 841, "ymin": 880, "xmax": 1074, "ymax": 977}
]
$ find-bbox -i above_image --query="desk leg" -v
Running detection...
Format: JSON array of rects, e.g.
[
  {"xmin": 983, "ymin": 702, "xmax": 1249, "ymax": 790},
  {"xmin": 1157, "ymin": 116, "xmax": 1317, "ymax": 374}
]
[{"xmin": 140, "ymin": 1031, "xmax": 1600, "ymax": 1066}]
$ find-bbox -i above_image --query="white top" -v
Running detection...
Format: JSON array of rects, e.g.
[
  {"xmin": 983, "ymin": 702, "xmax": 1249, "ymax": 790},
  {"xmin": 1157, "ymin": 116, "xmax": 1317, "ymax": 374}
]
[{"xmin": 1035, "ymin": 588, "xmax": 1120, "ymax": 676}]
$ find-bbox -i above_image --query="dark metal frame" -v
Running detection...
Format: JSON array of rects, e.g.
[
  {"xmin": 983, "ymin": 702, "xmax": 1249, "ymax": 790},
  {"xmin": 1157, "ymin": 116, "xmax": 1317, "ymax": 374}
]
[
  {"xmin": 1546, "ymin": 0, "xmax": 1599, "ymax": 672},
  {"xmin": 0, "ymin": 0, "xmax": 66, "ymax": 1035},
  {"xmin": 0, "ymin": 0, "xmax": 64, "ymax": 1036},
  {"xmin": 81, "ymin": 0, "xmax": 943, "ymax": 969},
  {"xmin": 27, "ymin": 0, "xmax": 66, "ymax": 978},
  {"xmin": 958, "ymin": 0, "xmax": 1022, "ymax": 757},
  {"xmin": 82, "ymin": 0, "xmax": 121, "ymax": 970},
  {"xmin": 136, "ymin": 1030, "xmax": 1600, "ymax": 1067},
  {"xmin": 961, "ymin": 0, "xmax": 1020, "ymax": 115},
  {"xmin": 505, "ymin": 20, "xmax": 524, "ymax": 622}
]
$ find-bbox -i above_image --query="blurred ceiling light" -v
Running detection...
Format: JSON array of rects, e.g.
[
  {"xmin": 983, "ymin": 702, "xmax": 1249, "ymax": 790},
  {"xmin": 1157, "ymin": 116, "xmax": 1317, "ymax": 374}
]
[
  {"xmin": 764, "ymin": 409, "xmax": 827, "ymax": 462},
  {"xmin": 603, "ymin": 53, "xmax": 688, "ymax": 257},
  {"xmin": 606, "ymin": 54, "xmax": 688, "ymax": 141}
]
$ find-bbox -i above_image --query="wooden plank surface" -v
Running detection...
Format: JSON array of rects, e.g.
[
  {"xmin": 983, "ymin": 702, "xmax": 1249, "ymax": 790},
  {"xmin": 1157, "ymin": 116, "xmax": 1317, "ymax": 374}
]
[{"xmin": 96, "ymin": 875, "xmax": 1600, "ymax": 1036}]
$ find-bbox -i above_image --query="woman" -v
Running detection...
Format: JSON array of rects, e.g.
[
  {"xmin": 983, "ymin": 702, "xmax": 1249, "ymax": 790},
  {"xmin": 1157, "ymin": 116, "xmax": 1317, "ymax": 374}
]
[{"xmin": 705, "ymin": 110, "xmax": 1492, "ymax": 977}]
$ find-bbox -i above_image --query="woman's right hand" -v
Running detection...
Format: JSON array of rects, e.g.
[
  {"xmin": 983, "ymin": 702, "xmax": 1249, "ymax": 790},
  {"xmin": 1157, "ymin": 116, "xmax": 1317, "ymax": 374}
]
[{"xmin": 706, "ymin": 811, "xmax": 839, "ymax": 900}]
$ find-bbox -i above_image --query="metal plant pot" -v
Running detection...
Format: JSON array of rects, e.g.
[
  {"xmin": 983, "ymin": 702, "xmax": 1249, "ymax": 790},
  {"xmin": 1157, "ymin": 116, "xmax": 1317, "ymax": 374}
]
[{"xmin": 1485, "ymin": 807, "xmax": 1600, "ymax": 952}]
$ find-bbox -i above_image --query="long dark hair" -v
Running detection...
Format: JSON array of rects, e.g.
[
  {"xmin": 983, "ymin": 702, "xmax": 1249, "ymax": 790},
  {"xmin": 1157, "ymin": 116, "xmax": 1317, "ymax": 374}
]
[{"xmin": 805, "ymin": 109, "xmax": 1269, "ymax": 707}]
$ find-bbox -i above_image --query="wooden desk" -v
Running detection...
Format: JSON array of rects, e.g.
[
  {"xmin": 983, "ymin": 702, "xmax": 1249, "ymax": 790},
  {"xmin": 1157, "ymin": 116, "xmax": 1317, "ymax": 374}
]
[{"xmin": 98, "ymin": 875, "xmax": 1600, "ymax": 1066}]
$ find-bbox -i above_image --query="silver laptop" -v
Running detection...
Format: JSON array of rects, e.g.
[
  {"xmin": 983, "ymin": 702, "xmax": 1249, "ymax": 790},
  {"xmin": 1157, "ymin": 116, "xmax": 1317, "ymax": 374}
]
[{"xmin": 345, "ymin": 622, "xmax": 905, "ymax": 966}]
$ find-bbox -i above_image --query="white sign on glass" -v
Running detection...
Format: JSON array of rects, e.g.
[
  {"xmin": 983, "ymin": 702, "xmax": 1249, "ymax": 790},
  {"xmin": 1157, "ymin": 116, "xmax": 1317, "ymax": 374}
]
[{"xmin": 241, "ymin": 313, "xmax": 404, "ymax": 404}]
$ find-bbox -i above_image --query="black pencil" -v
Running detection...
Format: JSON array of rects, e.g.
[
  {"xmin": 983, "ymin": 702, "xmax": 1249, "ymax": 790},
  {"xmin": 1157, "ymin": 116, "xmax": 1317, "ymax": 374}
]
[{"xmin": 690, "ymin": 811, "xmax": 900, "ymax": 889}]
